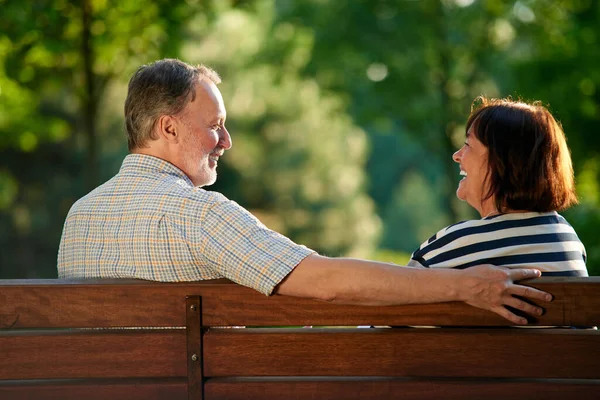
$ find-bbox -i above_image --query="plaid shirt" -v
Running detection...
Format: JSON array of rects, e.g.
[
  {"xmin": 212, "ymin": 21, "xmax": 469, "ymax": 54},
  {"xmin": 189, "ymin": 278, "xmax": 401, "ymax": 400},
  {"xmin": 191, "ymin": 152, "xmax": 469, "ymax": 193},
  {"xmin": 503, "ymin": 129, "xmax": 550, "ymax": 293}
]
[{"xmin": 58, "ymin": 154, "xmax": 314, "ymax": 295}]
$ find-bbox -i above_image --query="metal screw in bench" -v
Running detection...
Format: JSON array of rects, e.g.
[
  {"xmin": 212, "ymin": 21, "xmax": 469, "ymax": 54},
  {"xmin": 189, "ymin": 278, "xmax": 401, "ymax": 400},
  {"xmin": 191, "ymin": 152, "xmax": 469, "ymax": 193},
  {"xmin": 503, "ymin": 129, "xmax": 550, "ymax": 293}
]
[
  {"xmin": 191, "ymin": 354, "xmax": 198, "ymax": 362},
  {"xmin": 190, "ymin": 304, "xmax": 197, "ymax": 311}
]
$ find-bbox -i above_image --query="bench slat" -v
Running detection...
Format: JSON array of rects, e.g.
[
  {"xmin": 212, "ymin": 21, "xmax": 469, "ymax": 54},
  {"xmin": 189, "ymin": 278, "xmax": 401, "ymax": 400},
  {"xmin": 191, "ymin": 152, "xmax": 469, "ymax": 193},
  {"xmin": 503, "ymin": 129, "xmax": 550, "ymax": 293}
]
[
  {"xmin": 203, "ymin": 328, "xmax": 600, "ymax": 378},
  {"xmin": 1, "ymin": 278, "xmax": 599, "ymax": 328},
  {"xmin": 204, "ymin": 377, "xmax": 600, "ymax": 400},
  {"xmin": 0, "ymin": 330, "xmax": 186, "ymax": 379},
  {"xmin": 0, "ymin": 378, "xmax": 187, "ymax": 400},
  {"xmin": 0, "ymin": 378, "xmax": 188, "ymax": 400}
]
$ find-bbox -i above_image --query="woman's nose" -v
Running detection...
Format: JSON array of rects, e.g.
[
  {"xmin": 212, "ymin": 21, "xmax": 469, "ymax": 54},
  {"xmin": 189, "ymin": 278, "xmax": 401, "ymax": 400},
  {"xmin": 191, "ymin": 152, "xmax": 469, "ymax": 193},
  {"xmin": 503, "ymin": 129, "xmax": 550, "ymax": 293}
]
[{"xmin": 453, "ymin": 147, "xmax": 463, "ymax": 163}]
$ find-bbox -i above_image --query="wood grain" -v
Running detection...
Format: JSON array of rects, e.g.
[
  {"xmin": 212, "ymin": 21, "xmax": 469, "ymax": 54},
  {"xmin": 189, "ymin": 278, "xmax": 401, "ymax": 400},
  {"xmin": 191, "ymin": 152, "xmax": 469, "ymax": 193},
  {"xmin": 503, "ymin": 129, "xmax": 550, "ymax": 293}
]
[
  {"xmin": 1, "ymin": 277, "xmax": 599, "ymax": 399},
  {"xmin": 0, "ymin": 329, "xmax": 186, "ymax": 379},
  {"xmin": 203, "ymin": 328, "xmax": 600, "ymax": 379},
  {"xmin": 203, "ymin": 377, "xmax": 600, "ymax": 400},
  {"xmin": 0, "ymin": 378, "xmax": 187, "ymax": 400},
  {"xmin": 0, "ymin": 277, "xmax": 599, "ymax": 328}
]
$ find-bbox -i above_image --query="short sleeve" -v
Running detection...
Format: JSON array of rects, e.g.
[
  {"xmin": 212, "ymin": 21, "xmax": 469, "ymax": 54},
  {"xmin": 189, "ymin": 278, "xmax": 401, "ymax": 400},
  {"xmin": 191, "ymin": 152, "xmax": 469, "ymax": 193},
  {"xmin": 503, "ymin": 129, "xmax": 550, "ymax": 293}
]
[{"xmin": 189, "ymin": 194, "xmax": 315, "ymax": 295}]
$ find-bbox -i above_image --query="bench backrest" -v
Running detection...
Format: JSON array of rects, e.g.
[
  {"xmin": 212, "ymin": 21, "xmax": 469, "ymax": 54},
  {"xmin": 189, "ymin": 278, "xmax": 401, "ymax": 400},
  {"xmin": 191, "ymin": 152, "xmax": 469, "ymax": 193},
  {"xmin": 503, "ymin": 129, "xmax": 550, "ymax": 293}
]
[{"xmin": 1, "ymin": 277, "xmax": 599, "ymax": 400}]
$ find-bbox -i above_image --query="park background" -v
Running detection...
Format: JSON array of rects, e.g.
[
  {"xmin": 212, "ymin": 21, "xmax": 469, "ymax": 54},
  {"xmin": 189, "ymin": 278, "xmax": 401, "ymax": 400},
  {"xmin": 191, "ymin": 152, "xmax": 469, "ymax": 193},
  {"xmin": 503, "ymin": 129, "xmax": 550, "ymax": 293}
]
[{"xmin": 0, "ymin": 0, "xmax": 599, "ymax": 278}]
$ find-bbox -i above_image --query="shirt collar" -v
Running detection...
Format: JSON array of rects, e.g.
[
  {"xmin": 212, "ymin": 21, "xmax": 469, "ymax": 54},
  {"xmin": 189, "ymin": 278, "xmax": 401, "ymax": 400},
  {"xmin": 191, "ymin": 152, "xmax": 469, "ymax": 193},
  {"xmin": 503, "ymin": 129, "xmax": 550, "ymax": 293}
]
[{"xmin": 120, "ymin": 154, "xmax": 195, "ymax": 187}]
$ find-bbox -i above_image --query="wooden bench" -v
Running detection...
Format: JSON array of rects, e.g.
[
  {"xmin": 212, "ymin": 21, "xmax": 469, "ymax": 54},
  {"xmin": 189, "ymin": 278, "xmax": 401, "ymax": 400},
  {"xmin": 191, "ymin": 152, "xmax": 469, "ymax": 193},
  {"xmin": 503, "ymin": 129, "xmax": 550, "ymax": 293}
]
[{"xmin": 1, "ymin": 277, "xmax": 599, "ymax": 399}]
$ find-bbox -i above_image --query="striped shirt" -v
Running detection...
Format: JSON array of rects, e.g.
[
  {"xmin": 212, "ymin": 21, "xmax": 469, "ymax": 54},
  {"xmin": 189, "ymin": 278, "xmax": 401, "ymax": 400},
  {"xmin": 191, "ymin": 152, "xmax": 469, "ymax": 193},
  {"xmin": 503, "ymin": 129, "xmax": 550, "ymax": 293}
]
[
  {"xmin": 58, "ymin": 154, "xmax": 315, "ymax": 295},
  {"xmin": 407, "ymin": 212, "xmax": 588, "ymax": 277}
]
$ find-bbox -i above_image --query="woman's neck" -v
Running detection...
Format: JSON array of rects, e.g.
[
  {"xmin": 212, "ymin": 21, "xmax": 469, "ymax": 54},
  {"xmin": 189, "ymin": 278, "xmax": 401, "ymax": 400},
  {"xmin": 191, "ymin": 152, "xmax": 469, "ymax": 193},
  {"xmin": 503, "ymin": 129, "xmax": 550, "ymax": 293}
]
[
  {"xmin": 478, "ymin": 198, "xmax": 499, "ymax": 218},
  {"xmin": 479, "ymin": 204, "xmax": 532, "ymax": 219}
]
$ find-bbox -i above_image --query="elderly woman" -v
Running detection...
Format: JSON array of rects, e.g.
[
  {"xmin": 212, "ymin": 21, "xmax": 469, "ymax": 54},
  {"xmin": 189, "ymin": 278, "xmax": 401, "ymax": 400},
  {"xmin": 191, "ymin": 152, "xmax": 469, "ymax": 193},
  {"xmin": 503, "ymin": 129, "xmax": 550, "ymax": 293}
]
[{"xmin": 408, "ymin": 97, "xmax": 588, "ymax": 277}]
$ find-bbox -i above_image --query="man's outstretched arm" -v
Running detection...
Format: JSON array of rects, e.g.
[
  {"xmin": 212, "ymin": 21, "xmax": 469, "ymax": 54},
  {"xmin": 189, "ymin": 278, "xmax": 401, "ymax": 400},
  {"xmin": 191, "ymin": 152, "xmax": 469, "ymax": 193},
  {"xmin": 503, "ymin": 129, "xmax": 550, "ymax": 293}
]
[{"xmin": 275, "ymin": 254, "xmax": 551, "ymax": 325}]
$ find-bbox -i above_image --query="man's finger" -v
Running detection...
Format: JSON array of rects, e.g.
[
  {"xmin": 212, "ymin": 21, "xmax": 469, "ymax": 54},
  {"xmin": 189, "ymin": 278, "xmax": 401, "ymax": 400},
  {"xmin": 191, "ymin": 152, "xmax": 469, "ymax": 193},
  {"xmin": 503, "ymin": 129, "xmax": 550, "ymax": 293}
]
[
  {"xmin": 503, "ymin": 296, "xmax": 544, "ymax": 317},
  {"xmin": 508, "ymin": 284, "xmax": 553, "ymax": 302},
  {"xmin": 492, "ymin": 306, "xmax": 527, "ymax": 325},
  {"xmin": 509, "ymin": 268, "xmax": 542, "ymax": 281}
]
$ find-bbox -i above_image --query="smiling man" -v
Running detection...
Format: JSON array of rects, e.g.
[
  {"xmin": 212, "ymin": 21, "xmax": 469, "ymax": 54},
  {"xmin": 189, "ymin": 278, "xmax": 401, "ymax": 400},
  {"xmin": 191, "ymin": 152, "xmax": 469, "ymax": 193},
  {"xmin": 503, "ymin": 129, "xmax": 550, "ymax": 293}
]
[{"xmin": 57, "ymin": 59, "xmax": 553, "ymax": 324}]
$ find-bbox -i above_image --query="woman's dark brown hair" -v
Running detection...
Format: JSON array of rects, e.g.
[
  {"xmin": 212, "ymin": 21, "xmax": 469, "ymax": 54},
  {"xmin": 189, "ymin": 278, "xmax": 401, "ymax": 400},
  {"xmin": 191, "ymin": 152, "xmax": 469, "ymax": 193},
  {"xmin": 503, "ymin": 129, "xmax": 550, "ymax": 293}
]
[{"xmin": 465, "ymin": 96, "xmax": 578, "ymax": 213}]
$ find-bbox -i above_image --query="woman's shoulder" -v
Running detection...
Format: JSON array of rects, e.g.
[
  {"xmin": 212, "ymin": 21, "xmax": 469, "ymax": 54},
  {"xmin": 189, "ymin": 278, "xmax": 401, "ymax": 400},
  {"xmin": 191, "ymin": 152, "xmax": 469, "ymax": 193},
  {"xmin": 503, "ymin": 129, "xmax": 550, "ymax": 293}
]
[{"xmin": 431, "ymin": 211, "xmax": 571, "ymax": 242}]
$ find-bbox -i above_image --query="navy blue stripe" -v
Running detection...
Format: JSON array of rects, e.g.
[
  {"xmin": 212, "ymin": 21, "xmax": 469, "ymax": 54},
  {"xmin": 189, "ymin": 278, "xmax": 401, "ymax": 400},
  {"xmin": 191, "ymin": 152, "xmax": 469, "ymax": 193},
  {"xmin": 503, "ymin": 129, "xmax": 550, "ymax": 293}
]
[
  {"xmin": 446, "ymin": 220, "xmax": 470, "ymax": 229},
  {"xmin": 450, "ymin": 251, "xmax": 585, "ymax": 269},
  {"xmin": 424, "ymin": 221, "xmax": 469, "ymax": 246},
  {"xmin": 412, "ymin": 214, "xmax": 565, "ymax": 259},
  {"xmin": 427, "ymin": 232, "xmax": 580, "ymax": 265},
  {"xmin": 427, "ymin": 233, "xmax": 437, "ymax": 244},
  {"xmin": 412, "ymin": 256, "xmax": 429, "ymax": 268}
]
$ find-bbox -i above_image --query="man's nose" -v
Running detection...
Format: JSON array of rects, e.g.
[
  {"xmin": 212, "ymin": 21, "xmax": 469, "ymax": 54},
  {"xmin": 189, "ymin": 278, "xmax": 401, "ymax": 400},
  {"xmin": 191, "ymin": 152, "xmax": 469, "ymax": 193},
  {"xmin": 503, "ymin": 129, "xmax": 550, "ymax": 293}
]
[{"xmin": 219, "ymin": 127, "xmax": 232, "ymax": 150}]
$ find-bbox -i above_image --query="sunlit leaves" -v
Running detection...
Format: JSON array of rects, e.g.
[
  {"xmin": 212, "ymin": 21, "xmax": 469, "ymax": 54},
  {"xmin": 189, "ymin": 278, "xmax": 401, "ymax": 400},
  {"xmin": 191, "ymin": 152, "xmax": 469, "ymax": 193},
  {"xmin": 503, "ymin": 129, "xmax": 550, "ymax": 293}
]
[
  {"xmin": 183, "ymin": 1, "xmax": 381, "ymax": 256},
  {"xmin": 0, "ymin": 0, "xmax": 195, "ymax": 278},
  {"xmin": 577, "ymin": 158, "xmax": 600, "ymax": 206}
]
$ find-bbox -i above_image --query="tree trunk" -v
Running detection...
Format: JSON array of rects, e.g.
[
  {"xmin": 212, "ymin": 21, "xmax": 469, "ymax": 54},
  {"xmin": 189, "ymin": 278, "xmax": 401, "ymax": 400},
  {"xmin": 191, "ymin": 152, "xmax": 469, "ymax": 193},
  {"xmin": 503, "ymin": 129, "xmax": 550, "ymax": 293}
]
[{"xmin": 81, "ymin": 0, "xmax": 98, "ymax": 190}]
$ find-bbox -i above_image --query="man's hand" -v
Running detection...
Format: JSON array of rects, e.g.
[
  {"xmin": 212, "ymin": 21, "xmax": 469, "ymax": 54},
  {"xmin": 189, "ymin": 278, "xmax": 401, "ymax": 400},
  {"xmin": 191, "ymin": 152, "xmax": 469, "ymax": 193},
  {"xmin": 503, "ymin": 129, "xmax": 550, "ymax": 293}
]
[
  {"xmin": 277, "ymin": 255, "xmax": 552, "ymax": 324},
  {"xmin": 460, "ymin": 265, "xmax": 552, "ymax": 325}
]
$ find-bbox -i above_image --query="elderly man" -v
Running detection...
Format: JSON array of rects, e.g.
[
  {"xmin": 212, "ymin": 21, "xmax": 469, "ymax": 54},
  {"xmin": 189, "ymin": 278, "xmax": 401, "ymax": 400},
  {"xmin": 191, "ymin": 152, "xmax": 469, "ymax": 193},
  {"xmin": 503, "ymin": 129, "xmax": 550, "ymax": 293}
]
[{"xmin": 58, "ymin": 59, "xmax": 551, "ymax": 324}]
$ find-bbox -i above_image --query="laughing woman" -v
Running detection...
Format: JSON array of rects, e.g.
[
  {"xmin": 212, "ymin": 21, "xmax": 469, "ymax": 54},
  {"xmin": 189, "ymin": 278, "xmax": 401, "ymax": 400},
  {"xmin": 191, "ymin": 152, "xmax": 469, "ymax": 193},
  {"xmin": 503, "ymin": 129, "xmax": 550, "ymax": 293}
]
[{"xmin": 408, "ymin": 97, "xmax": 588, "ymax": 277}]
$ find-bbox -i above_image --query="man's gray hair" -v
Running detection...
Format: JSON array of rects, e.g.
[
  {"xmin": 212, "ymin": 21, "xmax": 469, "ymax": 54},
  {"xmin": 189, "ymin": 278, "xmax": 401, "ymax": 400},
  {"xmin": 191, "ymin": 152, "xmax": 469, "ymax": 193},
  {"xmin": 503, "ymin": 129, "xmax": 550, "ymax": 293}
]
[{"xmin": 124, "ymin": 59, "xmax": 221, "ymax": 151}]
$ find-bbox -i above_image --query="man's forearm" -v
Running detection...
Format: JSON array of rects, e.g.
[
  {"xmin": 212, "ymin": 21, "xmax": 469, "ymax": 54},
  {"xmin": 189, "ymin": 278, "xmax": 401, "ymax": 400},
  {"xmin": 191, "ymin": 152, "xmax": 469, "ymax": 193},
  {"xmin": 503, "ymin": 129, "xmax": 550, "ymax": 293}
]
[
  {"xmin": 276, "ymin": 254, "xmax": 465, "ymax": 305},
  {"xmin": 276, "ymin": 254, "xmax": 550, "ymax": 325}
]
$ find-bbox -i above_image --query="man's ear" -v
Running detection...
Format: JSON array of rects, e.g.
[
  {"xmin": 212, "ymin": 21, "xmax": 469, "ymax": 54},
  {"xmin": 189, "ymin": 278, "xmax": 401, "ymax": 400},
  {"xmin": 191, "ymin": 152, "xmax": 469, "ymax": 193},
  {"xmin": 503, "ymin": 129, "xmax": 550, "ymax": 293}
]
[{"xmin": 156, "ymin": 115, "xmax": 179, "ymax": 143}]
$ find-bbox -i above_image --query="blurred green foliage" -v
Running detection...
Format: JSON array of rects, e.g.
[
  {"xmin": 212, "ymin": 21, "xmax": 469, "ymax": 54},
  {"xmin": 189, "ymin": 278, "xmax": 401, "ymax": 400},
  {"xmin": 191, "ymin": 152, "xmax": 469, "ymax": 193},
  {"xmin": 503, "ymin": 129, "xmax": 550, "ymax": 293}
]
[{"xmin": 0, "ymin": 0, "xmax": 598, "ymax": 277}]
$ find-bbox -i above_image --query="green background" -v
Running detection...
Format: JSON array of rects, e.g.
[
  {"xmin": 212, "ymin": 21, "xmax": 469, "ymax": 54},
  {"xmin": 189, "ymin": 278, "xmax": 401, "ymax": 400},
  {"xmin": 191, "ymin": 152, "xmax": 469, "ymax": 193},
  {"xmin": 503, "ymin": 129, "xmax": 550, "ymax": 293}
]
[{"xmin": 1, "ymin": 0, "xmax": 598, "ymax": 277}]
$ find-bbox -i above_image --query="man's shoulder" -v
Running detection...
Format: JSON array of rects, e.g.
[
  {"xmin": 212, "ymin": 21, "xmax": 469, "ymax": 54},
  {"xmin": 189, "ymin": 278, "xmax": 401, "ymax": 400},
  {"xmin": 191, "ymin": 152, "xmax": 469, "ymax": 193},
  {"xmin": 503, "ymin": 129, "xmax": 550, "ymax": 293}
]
[
  {"xmin": 182, "ymin": 187, "xmax": 232, "ymax": 213},
  {"xmin": 65, "ymin": 165, "xmax": 243, "ymax": 224},
  {"xmin": 66, "ymin": 177, "xmax": 118, "ymax": 215}
]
